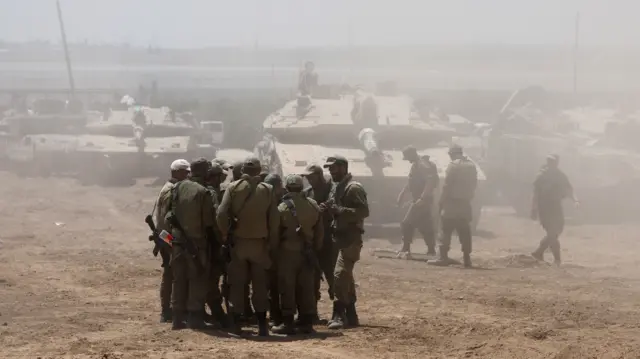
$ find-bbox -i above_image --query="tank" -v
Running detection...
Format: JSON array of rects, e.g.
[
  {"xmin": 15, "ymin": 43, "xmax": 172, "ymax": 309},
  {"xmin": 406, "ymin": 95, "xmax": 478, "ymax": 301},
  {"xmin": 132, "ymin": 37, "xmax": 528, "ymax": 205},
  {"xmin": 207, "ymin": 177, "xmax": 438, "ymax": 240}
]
[
  {"xmin": 483, "ymin": 87, "xmax": 640, "ymax": 222},
  {"xmin": 256, "ymin": 87, "xmax": 487, "ymax": 231},
  {"xmin": 78, "ymin": 106, "xmax": 220, "ymax": 182}
]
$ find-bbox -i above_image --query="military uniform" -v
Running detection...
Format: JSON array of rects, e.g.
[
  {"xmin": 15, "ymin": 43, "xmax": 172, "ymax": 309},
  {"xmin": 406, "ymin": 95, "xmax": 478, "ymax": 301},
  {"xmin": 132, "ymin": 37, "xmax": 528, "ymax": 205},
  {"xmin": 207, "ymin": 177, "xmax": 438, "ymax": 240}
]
[
  {"xmin": 531, "ymin": 158, "xmax": 574, "ymax": 264},
  {"xmin": 401, "ymin": 148, "xmax": 439, "ymax": 254},
  {"xmin": 155, "ymin": 178, "xmax": 177, "ymax": 322},
  {"xmin": 433, "ymin": 146, "xmax": 477, "ymax": 268},
  {"xmin": 165, "ymin": 169, "xmax": 216, "ymax": 329},
  {"xmin": 264, "ymin": 174, "xmax": 285, "ymax": 326},
  {"xmin": 272, "ymin": 175, "xmax": 323, "ymax": 334},
  {"xmin": 216, "ymin": 159, "xmax": 279, "ymax": 335},
  {"xmin": 303, "ymin": 169, "xmax": 336, "ymax": 309},
  {"xmin": 324, "ymin": 156, "xmax": 369, "ymax": 330}
]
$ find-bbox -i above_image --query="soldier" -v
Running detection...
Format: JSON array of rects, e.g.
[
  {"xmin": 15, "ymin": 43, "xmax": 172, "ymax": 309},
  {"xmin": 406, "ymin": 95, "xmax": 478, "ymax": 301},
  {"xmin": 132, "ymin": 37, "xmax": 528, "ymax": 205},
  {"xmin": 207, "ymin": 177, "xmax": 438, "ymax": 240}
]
[
  {"xmin": 155, "ymin": 159, "xmax": 190, "ymax": 323},
  {"xmin": 429, "ymin": 145, "xmax": 478, "ymax": 268},
  {"xmin": 397, "ymin": 146, "xmax": 439, "ymax": 256},
  {"xmin": 322, "ymin": 155, "xmax": 369, "ymax": 330},
  {"xmin": 216, "ymin": 156, "xmax": 279, "ymax": 336},
  {"xmin": 298, "ymin": 61, "xmax": 319, "ymax": 96},
  {"xmin": 264, "ymin": 174, "xmax": 285, "ymax": 327},
  {"xmin": 259, "ymin": 165, "xmax": 270, "ymax": 182},
  {"xmin": 271, "ymin": 174, "xmax": 323, "ymax": 335},
  {"xmin": 530, "ymin": 154, "xmax": 578, "ymax": 265},
  {"xmin": 203, "ymin": 163, "xmax": 228, "ymax": 327},
  {"xmin": 302, "ymin": 164, "xmax": 335, "ymax": 323},
  {"xmin": 165, "ymin": 158, "xmax": 218, "ymax": 330},
  {"xmin": 231, "ymin": 160, "xmax": 243, "ymax": 181}
]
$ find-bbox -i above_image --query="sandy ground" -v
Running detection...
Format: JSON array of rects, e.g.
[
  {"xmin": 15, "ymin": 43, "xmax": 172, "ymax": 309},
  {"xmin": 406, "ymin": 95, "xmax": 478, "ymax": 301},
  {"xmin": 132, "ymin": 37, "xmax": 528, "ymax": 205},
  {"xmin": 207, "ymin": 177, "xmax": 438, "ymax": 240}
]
[{"xmin": 1, "ymin": 171, "xmax": 640, "ymax": 359}]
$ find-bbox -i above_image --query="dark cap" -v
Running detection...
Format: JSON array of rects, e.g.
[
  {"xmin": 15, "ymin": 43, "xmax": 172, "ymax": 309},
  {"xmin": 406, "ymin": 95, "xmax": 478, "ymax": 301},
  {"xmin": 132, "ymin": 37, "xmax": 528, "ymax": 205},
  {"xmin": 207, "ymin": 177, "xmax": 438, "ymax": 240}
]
[
  {"xmin": 243, "ymin": 156, "xmax": 261, "ymax": 168},
  {"xmin": 190, "ymin": 157, "xmax": 211, "ymax": 176},
  {"xmin": 285, "ymin": 174, "xmax": 304, "ymax": 188},
  {"xmin": 323, "ymin": 155, "xmax": 348, "ymax": 168},
  {"xmin": 402, "ymin": 145, "xmax": 418, "ymax": 160},
  {"xmin": 264, "ymin": 174, "xmax": 283, "ymax": 187},
  {"xmin": 208, "ymin": 163, "xmax": 223, "ymax": 176},
  {"xmin": 302, "ymin": 164, "xmax": 324, "ymax": 176},
  {"xmin": 547, "ymin": 154, "xmax": 560, "ymax": 162},
  {"xmin": 448, "ymin": 144, "xmax": 463, "ymax": 155}
]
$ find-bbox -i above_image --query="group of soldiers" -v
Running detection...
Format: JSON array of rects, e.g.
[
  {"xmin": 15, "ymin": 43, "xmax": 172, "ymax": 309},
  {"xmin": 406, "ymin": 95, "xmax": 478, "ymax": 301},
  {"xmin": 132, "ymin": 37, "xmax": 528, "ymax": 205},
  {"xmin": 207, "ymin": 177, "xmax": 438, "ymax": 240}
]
[
  {"xmin": 151, "ymin": 152, "xmax": 368, "ymax": 336},
  {"xmin": 150, "ymin": 141, "xmax": 576, "ymax": 336}
]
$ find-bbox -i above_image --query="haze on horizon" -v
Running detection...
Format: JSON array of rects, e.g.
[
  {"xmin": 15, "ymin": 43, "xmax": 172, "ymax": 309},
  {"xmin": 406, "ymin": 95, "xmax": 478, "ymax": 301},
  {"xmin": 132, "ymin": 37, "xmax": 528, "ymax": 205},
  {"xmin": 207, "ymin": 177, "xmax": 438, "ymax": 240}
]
[{"xmin": 0, "ymin": 0, "xmax": 638, "ymax": 48}]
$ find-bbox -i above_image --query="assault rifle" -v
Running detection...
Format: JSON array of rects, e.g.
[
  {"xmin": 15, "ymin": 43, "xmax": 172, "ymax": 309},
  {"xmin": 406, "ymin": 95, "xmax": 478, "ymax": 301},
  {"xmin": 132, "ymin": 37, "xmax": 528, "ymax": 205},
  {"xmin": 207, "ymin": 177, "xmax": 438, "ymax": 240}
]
[{"xmin": 144, "ymin": 214, "xmax": 170, "ymax": 268}]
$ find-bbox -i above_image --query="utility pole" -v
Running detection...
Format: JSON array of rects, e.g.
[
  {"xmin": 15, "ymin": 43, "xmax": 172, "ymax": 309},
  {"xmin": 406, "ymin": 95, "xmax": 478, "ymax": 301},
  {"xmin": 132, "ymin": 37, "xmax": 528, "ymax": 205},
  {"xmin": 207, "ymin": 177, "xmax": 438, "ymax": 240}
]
[
  {"xmin": 56, "ymin": 0, "xmax": 75, "ymax": 97},
  {"xmin": 573, "ymin": 11, "xmax": 580, "ymax": 94}
]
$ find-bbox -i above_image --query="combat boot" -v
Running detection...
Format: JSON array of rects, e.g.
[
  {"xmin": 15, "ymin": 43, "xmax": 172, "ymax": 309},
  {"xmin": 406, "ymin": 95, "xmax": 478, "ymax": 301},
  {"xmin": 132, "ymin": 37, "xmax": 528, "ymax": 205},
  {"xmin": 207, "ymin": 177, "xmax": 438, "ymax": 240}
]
[
  {"xmin": 256, "ymin": 312, "xmax": 269, "ymax": 337},
  {"xmin": 345, "ymin": 303, "xmax": 360, "ymax": 327},
  {"xmin": 327, "ymin": 302, "xmax": 347, "ymax": 330},
  {"xmin": 171, "ymin": 310, "xmax": 187, "ymax": 330},
  {"xmin": 187, "ymin": 311, "xmax": 215, "ymax": 330},
  {"xmin": 530, "ymin": 250, "xmax": 544, "ymax": 261},
  {"xmin": 428, "ymin": 251, "xmax": 452, "ymax": 266},
  {"xmin": 210, "ymin": 303, "xmax": 229, "ymax": 328},
  {"xmin": 298, "ymin": 314, "xmax": 316, "ymax": 334},
  {"xmin": 463, "ymin": 253, "xmax": 472, "ymax": 268},
  {"xmin": 327, "ymin": 301, "xmax": 339, "ymax": 325},
  {"xmin": 271, "ymin": 315, "xmax": 295, "ymax": 335},
  {"xmin": 228, "ymin": 313, "xmax": 243, "ymax": 335},
  {"xmin": 160, "ymin": 307, "xmax": 172, "ymax": 323}
]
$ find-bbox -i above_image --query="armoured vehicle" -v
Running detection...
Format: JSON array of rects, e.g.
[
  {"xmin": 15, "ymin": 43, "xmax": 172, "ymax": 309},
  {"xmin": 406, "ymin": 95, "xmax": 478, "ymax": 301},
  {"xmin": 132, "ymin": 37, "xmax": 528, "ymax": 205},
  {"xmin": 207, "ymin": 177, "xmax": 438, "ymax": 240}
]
[
  {"xmin": 255, "ymin": 87, "xmax": 486, "ymax": 231},
  {"xmin": 483, "ymin": 87, "xmax": 640, "ymax": 221},
  {"xmin": 77, "ymin": 106, "xmax": 222, "ymax": 182}
]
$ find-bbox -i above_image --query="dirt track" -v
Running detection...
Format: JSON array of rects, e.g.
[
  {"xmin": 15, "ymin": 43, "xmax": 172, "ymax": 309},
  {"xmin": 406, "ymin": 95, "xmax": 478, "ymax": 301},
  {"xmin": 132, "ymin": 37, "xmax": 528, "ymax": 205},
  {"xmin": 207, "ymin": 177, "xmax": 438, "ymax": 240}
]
[{"xmin": 1, "ymin": 171, "xmax": 640, "ymax": 359}]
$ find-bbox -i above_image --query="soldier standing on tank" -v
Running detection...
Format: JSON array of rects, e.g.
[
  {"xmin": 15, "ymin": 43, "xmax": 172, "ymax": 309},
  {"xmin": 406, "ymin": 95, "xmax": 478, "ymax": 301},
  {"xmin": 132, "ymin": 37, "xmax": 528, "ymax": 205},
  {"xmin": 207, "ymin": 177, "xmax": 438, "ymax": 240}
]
[
  {"xmin": 271, "ymin": 174, "xmax": 323, "ymax": 335},
  {"xmin": 530, "ymin": 154, "xmax": 578, "ymax": 266},
  {"xmin": 155, "ymin": 159, "xmax": 190, "ymax": 323},
  {"xmin": 429, "ymin": 145, "xmax": 478, "ymax": 268},
  {"xmin": 397, "ymin": 146, "xmax": 439, "ymax": 256},
  {"xmin": 216, "ymin": 156, "xmax": 279, "ymax": 336},
  {"xmin": 299, "ymin": 61, "xmax": 319, "ymax": 96},
  {"xmin": 302, "ymin": 164, "xmax": 335, "ymax": 323},
  {"xmin": 322, "ymin": 155, "xmax": 370, "ymax": 330},
  {"xmin": 263, "ymin": 174, "xmax": 285, "ymax": 328},
  {"xmin": 165, "ymin": 158, "xmax": 218, "ymax": 330}
]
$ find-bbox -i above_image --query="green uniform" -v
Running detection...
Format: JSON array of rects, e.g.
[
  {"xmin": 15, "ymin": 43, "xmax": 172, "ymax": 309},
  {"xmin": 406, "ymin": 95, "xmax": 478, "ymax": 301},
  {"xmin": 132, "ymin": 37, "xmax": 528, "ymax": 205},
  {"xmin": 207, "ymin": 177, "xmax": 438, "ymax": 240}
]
[
  {"xmin": 216, "ymin": 175, "xmax": 279, "ymax": 315},
  {"xmin": 401, "ymin": 160, "xmax": 438, "ymax": 253},
  {"xmin": 277, "ymin": 192, "xmax": 323, "ymax": 317},
  {"xmin": 205, "ymin": 185, "xmax": 224, "ymax": 317},
  {"xmin": 304, "ymin": 178, "xmax": 336, "ymax": 303},
  {"xmin": 155, "ymin": 179, "xmax": 176, "ymax": 313},
  {"xmin": 331, "ymin": 174, "xmax": 369, "ymax": 306},
  {"xmin": 165, "ymin": 178, "xmax": 216, "ymax": 314},
  {"xmin": 439, "ymin": 157, "xmax": 477, "ymax": 257},
  {"xmin": 532, "ymin": 165, "xmax": 573, "ymax": 262}
]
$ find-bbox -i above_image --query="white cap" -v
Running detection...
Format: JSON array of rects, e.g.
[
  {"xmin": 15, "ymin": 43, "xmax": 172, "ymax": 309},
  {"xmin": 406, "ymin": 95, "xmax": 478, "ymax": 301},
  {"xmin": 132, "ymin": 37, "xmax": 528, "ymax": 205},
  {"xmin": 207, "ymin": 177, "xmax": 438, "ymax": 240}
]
[{"xmin": 170, "ymin": 159, "xmax": 191, "ymax": 171}]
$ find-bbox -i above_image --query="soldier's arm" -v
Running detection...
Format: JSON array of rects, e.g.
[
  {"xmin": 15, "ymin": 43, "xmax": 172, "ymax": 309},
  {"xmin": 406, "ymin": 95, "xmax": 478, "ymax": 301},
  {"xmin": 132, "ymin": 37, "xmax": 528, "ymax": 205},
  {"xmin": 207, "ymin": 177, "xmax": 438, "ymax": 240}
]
[
  {"xmin": 309, "ymin": 199, "xmax": 324, "ymax": 251},
  {"xmin": 216, "ymin": 184, "xmax": 233, "ymax": 242},
  {"xmin": 154, "ymin": 190, "xmax": 164, "ymax": 228},
  {"xmin": 337, "ymin": 184, "xmax": 370, "ymax": 220},
  {"xmin": 419, "ymin": 165, "xmax": 437, "ymax": 200},
  {"xmin": 561, "ymin": 171, "xmax": 578, "ymax": 202},
  {"xmin": 440, "ymin": 163, "xmax": 455, "ymax": 206},
  {"xmin": 201, "ymin": 190, "xmax": 219, "ymax": 244}
]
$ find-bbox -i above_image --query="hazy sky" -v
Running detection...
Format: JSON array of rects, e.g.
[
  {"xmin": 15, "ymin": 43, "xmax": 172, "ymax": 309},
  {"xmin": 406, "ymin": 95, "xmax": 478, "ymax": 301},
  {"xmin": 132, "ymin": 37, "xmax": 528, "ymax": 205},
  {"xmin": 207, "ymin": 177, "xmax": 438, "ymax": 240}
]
[{"xmin": 0, "ymin": 0, "xmax": 638, "ymax": 48}]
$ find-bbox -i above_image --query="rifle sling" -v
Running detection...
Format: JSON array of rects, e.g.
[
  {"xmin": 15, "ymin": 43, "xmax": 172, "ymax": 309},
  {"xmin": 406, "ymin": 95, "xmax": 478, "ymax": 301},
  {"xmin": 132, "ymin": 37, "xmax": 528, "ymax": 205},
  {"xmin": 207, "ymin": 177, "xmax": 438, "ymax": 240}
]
[{"xmin": 227, "ymin": 180, "xmax": 267, "ymax": 239}]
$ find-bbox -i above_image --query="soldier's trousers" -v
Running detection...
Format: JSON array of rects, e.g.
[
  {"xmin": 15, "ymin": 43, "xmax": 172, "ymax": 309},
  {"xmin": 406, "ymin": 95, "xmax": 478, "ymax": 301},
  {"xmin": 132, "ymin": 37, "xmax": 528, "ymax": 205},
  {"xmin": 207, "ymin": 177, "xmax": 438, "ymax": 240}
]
[
  {"xmin": 333, "ymin": 238, "xmax": 362, "ymax": 305},
  {"xmin": 171, "ymin": 245, "xmax": 209, "ymax": 313},
  {"xmin": 160, "ymin": 264, "xmax": 173, "ymax": 310},
  {"xmin": 401, "ymin": 201, "xmax": 435, "ymax": 251},
  {"xmin": 268, "ymin": 264, "xmax": 281, "ymax": 320},
  {"xmin": 535, "ymin": 210, "xmax": 565, "ymax": 260},
  {"xmin": 314, "ymin": 242, "xmax": 337, "ymax": 304},
  {"xmin": 206, "ymin": 265, "xmax": 223, "ymax": 310},
  {"xmin": 440, "ymin": 217, "xmax": 472, "ymax": 254},
  {"xmin": 278, "ymin": 251, "xmax": 316, "ymax": 316},
  {"xmin": 228, "ymin": 237, "xmax": 270, "ymax": 314}
]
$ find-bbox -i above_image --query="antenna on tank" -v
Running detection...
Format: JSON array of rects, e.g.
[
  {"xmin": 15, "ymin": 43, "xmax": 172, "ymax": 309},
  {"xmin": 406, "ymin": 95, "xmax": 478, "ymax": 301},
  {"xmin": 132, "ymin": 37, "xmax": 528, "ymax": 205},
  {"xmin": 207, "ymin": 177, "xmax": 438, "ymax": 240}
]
[
  {"xmin": 56, "ymin": 0, "xmax": 76, "ymax": 98},
  {"xmin": 573, "ymin": 11, "xmax": 580, "ymax": 94}
]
